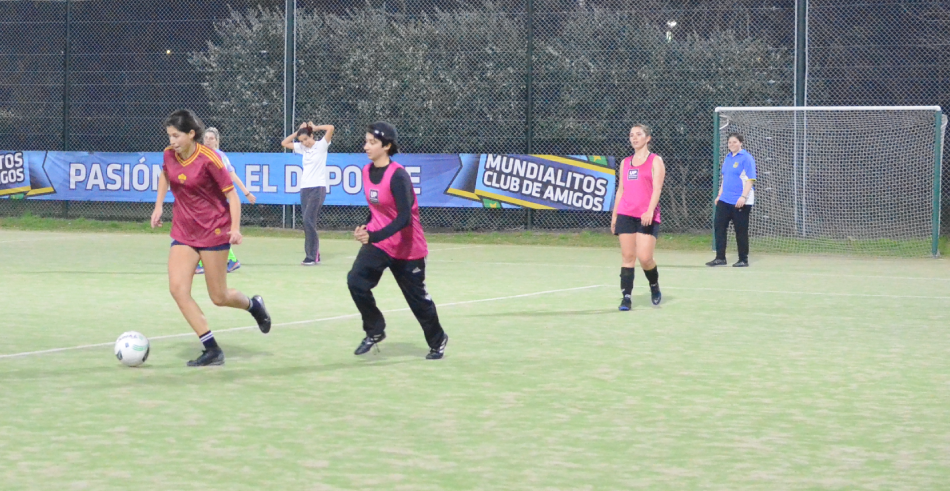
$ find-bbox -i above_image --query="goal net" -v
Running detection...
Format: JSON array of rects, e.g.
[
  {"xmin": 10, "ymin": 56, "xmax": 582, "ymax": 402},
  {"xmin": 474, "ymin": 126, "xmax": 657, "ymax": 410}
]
[{"xmin": 714, "ymin": 106, "xmax": 947, "ymax": 257}]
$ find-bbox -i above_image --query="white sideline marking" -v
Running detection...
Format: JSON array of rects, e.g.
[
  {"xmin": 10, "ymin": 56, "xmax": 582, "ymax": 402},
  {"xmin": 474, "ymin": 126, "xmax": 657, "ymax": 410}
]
[
  {"xmin": 431, "ymin": 260, "xmax": 950, "ymax": 283},
  {"xmin": 0, "ymin": 284, "xmax": 603, "ymax": 360},
  {"xmin": 664, "ymin": 286, "xmax": 950, "ymax": 300}
]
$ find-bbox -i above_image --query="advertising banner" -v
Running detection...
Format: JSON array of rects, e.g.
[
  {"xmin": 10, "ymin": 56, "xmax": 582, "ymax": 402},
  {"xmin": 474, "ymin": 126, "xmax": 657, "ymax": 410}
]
[{"xmin": 0, "ymin": 150, "xmax": 615, "ymax": 211}]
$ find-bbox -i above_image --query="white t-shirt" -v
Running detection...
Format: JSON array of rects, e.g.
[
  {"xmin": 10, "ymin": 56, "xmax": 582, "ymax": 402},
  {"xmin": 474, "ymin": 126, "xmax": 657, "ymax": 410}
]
[{"xmin": 294, "ymin": 138, "xmax": 330, "ymax": 188}]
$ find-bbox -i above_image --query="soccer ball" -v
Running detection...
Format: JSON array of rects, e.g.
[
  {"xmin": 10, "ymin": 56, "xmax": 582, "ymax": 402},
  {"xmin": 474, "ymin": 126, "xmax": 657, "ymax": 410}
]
[{"xmin": 114, "ymin": 331, "xmax": 150, "ymax": 367}]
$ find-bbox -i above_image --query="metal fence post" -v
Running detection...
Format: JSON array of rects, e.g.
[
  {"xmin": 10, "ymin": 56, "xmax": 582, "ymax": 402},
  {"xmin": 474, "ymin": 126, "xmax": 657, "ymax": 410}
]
[
  {"xmin": 62, "ymin": 0, "xmax": 71, "ymax": 151},
  {"xmin": 284, "ymin": 0, "xmax": 296, "ymax": 142},
  {"xmin": 524, "ymin": 0, "xmax": 534, "ymax": 230}
]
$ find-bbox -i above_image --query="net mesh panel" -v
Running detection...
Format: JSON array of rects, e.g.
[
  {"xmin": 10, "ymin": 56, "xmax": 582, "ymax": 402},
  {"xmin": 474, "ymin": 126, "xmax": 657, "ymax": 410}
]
[
  {"xmin": 808, "ymin": 0, "xmax": 950, "ymax": 234},
  {"xmin": 717, "ymin": 108, "xmax": 946, "ymax": 257}
]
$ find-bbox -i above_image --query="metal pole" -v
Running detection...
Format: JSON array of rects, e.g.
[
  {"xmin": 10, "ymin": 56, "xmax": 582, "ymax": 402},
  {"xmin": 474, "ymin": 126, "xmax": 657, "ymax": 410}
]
[
  {"xmin": 794, "ymin": 0, "xmax": 808, "ymax": 236},
  {"xmin": 62, "ymin": 0, "xmax": 71, "ymax": 151},
  {"xmin": 283, "ymin": 0, "xmax": 296, "ymax": 145},
  {"xmin": 711, "ymin": 112, "xmax": 720, "ymax": 250},
  {"xmin": 932, "ymin": 111, "xmax": 945, "ymax": 257},
  {"xmin": 524, "ymin": 0, "xmax": 535, "ymax": 230},
  {"xmin": 793, "ymin": 0, "xmax": 807, "ymax": 107}
]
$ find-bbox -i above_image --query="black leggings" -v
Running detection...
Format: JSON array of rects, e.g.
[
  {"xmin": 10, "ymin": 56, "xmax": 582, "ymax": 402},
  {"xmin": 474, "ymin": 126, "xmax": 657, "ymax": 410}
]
[
  {"xmin": 346, "ymin": 245, "xmax": 445, "ymax": 349},
  {"xmin": 714, "ymin": 200, "xmax": 753, "ymax": 261}
]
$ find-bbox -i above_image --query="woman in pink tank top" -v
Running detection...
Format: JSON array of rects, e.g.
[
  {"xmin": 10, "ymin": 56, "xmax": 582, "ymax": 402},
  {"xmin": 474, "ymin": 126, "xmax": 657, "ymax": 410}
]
[
  {"xmin": 610, "ymin": 124, "xmax": 666, "ymax": 311},
  {"xmin": 348, "ymin": 122, "xmax": 448, "ymax": 360}
]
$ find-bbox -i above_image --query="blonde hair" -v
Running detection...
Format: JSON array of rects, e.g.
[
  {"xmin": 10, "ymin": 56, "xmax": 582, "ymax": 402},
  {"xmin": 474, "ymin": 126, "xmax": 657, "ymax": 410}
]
[
  {"xmin": 630, "ymin": 123, "xmax": 652, "ymax": 149},
  {"xmin": 204, "ymin": 126, "xmax": 221, "ymax": 148}
]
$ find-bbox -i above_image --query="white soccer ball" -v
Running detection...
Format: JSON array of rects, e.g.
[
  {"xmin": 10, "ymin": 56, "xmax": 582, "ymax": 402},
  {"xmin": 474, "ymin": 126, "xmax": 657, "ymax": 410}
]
[{"xmin": 114, "ymin": 331, "xmax": 150, "ymax": 367}]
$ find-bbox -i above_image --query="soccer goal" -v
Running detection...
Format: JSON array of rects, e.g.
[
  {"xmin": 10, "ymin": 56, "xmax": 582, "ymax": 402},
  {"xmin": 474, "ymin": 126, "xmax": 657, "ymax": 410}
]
[{"xmin": 713, "ymin": 106, "xmax": 947, "ymax": 257}]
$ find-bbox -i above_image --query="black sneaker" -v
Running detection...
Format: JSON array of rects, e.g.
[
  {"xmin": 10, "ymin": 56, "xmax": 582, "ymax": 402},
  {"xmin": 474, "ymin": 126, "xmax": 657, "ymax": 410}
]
[
  {"xmin": 250, "ymin": 295, "xmax": 271, "ymax": 334},
  {"xmin": 650, "ymin": 283, "xmax": 662, "ymax": 305},
  {"xmin": 733, "ymin": 260, "xmax": 749, "ymax": 268},
  {"xmin": 187, "ymin": 347, "xmax": 224, "ymax": 367},
  {"xmin": 354, "ymin": 333, "xmax": 386, "ymax": 355},
  {"xmin": 426, "ymin": 334, "xmax": 448, "ymax": 360},
  {"xmin": 618, "ymin": 295, "xmax": 632, "ymax": 311},
  {"xmin": 706, "ymin": 258, "xmax": 727, "ymax": 267},
  {"xmin": 301, "ymin": 259, "xmax": 317, "ymax": 266}
]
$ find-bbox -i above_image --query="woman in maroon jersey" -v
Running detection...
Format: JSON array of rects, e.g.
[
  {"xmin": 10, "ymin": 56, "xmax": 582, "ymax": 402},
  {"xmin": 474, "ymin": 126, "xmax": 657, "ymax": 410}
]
[
  {"xmin": 348, "ymin": 121, "xmax": 448, "ymax": 360},
  {"xmin": 150, "ymin": 109, "xmax": 271, "ymax": 367}
]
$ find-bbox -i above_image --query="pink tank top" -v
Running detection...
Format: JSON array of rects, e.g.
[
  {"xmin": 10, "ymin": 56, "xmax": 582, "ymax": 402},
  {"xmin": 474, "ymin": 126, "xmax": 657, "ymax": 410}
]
[
  {"xmin": 363, "ymin": 162, "xmax": 428, "ymax": 260},
  {"xmin": 616, "ymin": 153, "xmax": 661, "ymax": 223}
]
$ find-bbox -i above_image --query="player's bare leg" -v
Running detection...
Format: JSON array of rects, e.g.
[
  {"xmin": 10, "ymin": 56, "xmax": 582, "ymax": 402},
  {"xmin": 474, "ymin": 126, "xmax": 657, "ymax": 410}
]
[
  {"xmin": 200, "ymin": 249, "xmax": 271, "ymax": 334},
  {"xmin": 168, "ymin": 245, "xmax": 223, "ymax": 366}
]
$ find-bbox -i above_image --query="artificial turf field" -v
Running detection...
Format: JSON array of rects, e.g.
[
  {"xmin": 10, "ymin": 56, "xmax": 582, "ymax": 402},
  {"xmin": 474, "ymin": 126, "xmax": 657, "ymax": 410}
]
[{"xmin": 1, "ymin": 229, "xmax": 949, "ymax": 490}]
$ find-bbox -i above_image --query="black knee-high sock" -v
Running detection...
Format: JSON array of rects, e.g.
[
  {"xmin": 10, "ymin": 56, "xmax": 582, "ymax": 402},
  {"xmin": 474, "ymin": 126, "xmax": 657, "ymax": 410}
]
[
  {"xmin": 620, "ymin": 267, "xmax": 635, "ymax": 296},
  {"xmin": 644, "ymin": 266, "xmax": 659, "ymax": 286}
]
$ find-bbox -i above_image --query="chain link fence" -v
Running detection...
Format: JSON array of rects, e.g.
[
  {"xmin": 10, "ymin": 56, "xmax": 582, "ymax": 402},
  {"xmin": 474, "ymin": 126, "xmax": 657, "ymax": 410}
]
[{"xmin": 1, "ymin": 1, "xmax": 948, "ymax": 235}]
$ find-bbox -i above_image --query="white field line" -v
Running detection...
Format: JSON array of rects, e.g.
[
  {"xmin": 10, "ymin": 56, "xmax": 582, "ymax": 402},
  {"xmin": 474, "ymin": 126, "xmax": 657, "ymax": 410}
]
[
  {"xmin": 428, "ymin": 260, "xmax": 950, "ymax": 283},
  {"xmin": 0, "ymin": 284, "xmax": 603, "ymax": 360},
  {"xmin": 663, "ymin": 286, "xmax": 950, "ymax": 300}
]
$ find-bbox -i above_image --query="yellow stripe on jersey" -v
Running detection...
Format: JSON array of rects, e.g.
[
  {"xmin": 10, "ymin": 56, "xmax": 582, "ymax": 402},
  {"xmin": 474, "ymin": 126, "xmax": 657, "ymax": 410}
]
[
  {"xmin": 198, "ymin": 145, "xmax": 225, "ymax": 169},
  {"xmin": 222, "ymin": 185, "xmax": 235, "ymax": 193}
]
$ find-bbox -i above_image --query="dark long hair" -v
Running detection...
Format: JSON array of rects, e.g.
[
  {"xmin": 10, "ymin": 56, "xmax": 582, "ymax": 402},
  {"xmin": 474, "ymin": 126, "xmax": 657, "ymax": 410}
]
[{"xmin": 164, "ymin": 109, "xmax": 204, "ymax": 141}]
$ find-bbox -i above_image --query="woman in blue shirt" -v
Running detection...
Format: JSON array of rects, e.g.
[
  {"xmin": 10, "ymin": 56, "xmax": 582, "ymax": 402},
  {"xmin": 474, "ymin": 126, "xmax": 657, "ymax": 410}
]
[{"xmin": 707, "ymin": 133, "xmax": 756, "ymax": 267}]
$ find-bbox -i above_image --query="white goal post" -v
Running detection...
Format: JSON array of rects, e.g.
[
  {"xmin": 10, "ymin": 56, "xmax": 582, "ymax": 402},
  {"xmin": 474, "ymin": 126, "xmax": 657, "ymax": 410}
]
[{"xmin": 713, "ymin": 106, "xmax": 947, "ymax": 257}]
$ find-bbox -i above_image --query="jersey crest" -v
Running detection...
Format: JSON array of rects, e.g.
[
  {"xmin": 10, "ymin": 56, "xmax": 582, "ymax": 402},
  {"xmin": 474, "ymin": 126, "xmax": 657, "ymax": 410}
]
[
  {"xmin": 369, "ymin": 189, "xmax": 379, "ymax": 204},
  {"xmin": 627, "ymin": 169, "xmax": 639, "ymax": 180}
]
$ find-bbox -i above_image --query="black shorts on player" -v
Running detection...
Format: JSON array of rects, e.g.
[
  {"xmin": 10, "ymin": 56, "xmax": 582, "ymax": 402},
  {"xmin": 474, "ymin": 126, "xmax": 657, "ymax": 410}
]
[{"xmin": 613, "ymin": 213, "xmax": 660, "ymax": 237}]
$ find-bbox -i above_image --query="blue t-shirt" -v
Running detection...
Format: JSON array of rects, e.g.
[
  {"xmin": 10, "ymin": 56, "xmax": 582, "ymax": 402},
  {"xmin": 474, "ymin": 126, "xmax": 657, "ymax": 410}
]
[{"xmin": 720, "ymin": 149, "xmax": 756, "ymax": 205}]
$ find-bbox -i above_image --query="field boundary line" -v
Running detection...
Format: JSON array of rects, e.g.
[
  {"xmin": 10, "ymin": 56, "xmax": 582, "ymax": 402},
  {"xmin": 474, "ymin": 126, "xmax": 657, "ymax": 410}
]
[{"xmin": 0, "ymin": 284, "xmax": 603, "ymax": 360}]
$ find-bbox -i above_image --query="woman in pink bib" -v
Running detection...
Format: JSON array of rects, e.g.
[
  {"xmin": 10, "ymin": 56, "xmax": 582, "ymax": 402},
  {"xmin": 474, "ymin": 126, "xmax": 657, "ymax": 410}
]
[
  {"xmin": 610, "ymin": 124, "xmax": 666, "ymax": 310},
  {"xmin": 348, "ymin": 122, "xmax": 448, "ymax": 360}
]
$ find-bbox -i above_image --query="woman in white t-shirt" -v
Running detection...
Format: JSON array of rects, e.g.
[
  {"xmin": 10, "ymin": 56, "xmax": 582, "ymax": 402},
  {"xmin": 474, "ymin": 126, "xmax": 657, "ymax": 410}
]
[{"xmin": 281, "ymin": 121, "xmax": 334, "ymax": 265}]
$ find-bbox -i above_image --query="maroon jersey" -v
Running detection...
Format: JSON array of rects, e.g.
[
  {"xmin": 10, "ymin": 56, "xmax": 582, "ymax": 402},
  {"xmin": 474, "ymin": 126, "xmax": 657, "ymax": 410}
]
[{"xmin": 163, "ymin": 144, "xmax": 234, "ymax": 248}]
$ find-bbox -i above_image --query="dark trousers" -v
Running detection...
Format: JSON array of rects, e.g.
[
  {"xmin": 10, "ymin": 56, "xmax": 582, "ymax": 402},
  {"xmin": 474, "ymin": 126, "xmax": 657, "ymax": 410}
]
[
  {"xmin": 301, "ymin": 186, "xmax": 327, "ymax": 261},
  {"xmin": 347, "ymin": 245, "xmax": 445, "ymax": 349},
  {"xmin": 714, "ymin": 200, "xmax": 753, "ymax": 261}
]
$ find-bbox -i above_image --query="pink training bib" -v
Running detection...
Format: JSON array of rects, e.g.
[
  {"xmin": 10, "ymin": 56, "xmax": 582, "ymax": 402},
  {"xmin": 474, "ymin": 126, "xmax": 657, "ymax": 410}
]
[
  {"xmin": 616, "ymin": 153, "xmax": 661, "ymax": 223},
  {"xmin": 363, "ymin": 162, "xmax": 429, "ymax": 260}
]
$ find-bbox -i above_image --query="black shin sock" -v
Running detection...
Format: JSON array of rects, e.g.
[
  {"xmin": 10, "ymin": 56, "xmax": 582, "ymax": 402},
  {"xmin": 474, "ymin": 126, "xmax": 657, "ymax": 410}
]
[
  {"xmin": 644, "ymin": 266, "xmax": 659, "ymax": 286},
  {"xmin": 620, "ymin": 267, "xmax": 635, "ymax": 296}
]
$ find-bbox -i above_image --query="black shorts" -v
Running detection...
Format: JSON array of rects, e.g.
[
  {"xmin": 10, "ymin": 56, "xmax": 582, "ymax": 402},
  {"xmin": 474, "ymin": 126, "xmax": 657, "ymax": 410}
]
[
  {"xmin": 614, "ymin": 214, "xmax": 660, "ymax": 237},
  {"xmin": 170, "ymin": 240, "xmax": 231, "ymax": 252}
]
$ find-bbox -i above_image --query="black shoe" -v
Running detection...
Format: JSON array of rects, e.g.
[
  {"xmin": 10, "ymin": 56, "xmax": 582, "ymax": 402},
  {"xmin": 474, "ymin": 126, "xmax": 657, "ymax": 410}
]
[
  {"xmin": 733, "ymin": 260, "xmax": 749, "ymax": 268},
  {"xmin": 426, "ymin": 334, "xmax": 448, "ymax": 360},
  {"xmin": 650, "ymin": 283, "xmax": 662, "ymax": 305},
  {"xmin": 250, "ymin": 295, "xmax": 271, "ymax": 334},
  {"xmin": 618, "ymin": 296, "xmax": 632, "ymax": 311},
  {"xmin": 187, "ymin": 347, "xmax": 224, "ymax": 367},
  {"xmin": 706, "ymin": 258, "xmax": 727, "ymax": 267},
  {"xmin": 301, "ymin": 259, "xmax": 317, "ymax": 266},
  {"xmin": 354, "ymin": 333, "xmax": 386, "ymax": 355}
]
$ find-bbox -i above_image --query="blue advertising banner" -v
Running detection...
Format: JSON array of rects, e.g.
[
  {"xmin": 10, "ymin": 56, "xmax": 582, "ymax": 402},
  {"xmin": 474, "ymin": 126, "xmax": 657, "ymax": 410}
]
[{"xmin": 0, "ymin": 150, "xmax": 616, "ymax": 211}]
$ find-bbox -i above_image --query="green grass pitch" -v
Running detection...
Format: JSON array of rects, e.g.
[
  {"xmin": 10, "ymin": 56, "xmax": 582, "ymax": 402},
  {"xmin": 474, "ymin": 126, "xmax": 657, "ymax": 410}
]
[{"xmin": 1, "ymin": 229, "xmax": 949, "ymax": 490}]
